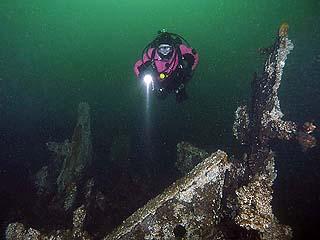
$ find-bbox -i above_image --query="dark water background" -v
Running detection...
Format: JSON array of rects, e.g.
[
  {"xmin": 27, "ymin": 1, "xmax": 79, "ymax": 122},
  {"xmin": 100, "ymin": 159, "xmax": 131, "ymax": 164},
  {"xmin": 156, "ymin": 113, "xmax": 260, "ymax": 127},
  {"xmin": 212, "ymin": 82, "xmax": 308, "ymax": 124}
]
[{"xmin": 1, "ymin": 1, "xmax": 319, "ymax": 239}]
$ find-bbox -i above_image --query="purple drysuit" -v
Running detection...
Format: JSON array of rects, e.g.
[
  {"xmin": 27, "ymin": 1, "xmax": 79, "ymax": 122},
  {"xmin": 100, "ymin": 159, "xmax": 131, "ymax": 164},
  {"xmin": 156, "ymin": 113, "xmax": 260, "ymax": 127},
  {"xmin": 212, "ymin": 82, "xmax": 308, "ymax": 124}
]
[{"xmin": 134, "ymin": 44, "xmax": 199, "ymax": 79}]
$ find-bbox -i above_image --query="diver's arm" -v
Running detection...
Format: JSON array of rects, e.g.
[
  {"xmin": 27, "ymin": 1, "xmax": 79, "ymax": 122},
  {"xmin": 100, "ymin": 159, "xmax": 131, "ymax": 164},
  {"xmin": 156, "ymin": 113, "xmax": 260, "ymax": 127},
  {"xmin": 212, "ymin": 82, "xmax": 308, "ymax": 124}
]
[
  {"xmin": 179, "ymin": 44, "xmax": 199, "ymax": 70},
  {"xmin": 134, "ymin": 60, "xmax": 153, "ymax": 80},
  {"xmin": 134, "ymin": 60, "xmax": 143, "ymax": 77},
  {"xmin": 134, "ymin": 48, "xmax": 155, "ymax": 77}
]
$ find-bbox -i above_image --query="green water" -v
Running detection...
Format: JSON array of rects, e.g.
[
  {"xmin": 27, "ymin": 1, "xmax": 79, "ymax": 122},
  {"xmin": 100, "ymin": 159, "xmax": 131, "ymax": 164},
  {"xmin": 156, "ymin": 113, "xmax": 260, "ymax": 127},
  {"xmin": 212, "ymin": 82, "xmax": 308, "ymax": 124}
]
[
  {"xmin": 1, "ymin": 1, "xmax": 319, "ymax": 161},
  {"xmin": 1, "ymin": 1, "xmax": 319, "ymax": 147}
]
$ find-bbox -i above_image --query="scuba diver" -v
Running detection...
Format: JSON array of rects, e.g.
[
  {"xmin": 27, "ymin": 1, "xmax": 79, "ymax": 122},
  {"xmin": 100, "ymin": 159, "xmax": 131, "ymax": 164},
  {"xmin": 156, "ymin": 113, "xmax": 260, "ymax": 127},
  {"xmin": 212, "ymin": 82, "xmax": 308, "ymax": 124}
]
[{"xmin": 134, "ymin": 30, "xmax": 199, "ymax": 102}]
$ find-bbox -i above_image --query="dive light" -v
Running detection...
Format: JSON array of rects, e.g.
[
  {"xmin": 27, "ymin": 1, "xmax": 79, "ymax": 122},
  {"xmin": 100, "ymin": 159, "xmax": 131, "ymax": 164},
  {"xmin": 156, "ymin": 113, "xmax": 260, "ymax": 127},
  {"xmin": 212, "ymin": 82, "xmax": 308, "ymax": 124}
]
[
  {"xmin": 143, "ymin": 74, "xmax": 153, "ymax": 87},
  {"xmin": 141, "ymin": 63, "xmax": 157, "ymax": 90}
]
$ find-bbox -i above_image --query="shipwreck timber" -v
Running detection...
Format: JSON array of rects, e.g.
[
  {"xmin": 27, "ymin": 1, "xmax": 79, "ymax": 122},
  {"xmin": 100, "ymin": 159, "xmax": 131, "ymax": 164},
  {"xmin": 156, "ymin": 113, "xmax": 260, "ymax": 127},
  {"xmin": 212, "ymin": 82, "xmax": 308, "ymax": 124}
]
[
  {"xmin": 232, "ymin": 23, "xmax": 316, "ymax": 240},
  {"xmin": 104, "ymin": 150, "xmax": 230, "ymax": 240}
]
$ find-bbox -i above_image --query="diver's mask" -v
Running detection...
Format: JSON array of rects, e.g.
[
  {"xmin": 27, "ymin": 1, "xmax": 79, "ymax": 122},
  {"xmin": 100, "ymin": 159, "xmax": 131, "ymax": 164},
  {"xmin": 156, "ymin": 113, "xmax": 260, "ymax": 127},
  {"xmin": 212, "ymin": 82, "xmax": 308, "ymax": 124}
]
[{"xmin": 157, "ymin": 44, "xmax": 173, "ymax": 59}]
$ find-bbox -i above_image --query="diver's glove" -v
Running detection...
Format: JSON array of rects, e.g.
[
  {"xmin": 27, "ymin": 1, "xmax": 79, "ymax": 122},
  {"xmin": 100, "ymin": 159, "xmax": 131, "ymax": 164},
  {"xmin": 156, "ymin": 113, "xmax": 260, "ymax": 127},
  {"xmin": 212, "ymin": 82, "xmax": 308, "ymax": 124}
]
[
  {"xmin": 175, "ymin": 85, "xmax": 188, "ymax": 103},
  {"xmin": 175, "ymin": 83, "xmax": 185, "ymax": 94},
  {"xmin": 155, "ymin": 87, "xmax": 168, "ymax": 99}
]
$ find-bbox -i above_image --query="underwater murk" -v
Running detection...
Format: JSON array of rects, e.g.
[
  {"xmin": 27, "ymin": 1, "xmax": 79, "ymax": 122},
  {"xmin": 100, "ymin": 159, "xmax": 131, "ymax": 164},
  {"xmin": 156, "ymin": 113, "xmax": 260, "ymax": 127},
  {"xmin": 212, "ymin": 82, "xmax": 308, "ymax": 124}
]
[{"xmin": 0, "ymin": 1, "xmax": 319, "ymax": 240}]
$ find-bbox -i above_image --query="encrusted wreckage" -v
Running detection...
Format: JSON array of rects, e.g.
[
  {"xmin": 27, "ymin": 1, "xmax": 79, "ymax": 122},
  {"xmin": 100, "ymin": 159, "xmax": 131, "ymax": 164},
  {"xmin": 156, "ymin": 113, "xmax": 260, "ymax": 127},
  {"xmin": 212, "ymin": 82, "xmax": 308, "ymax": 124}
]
[
  {"xmin": 233, "ymin": 23, "xmax": 316, "ymax": 159},
  {"xmin": 6, "ymin": 24, "xmax": 316, "ymax": 240},
  {"xmin": 6, "ymin": 205, "xmax": 91, "ymax": 240},
  {"xmin": 5, "ymin": 150, "xmax": 230, "ymax": 240},
  {"xmin": 232, "ymin": 23, "xmax": 316, "ymax": 240},
  {"xmin": 35, "ymin": 102, "xmax": 93, "ymax": 213},
  {"xmin": 56, "ymin": 102, "xmax": 92, "ymax": 195},
  {"xmin": 232, "ymin": 23, "xmax": 296, "ymax": 240},
  {"xmin": 104, "ymin": 150, "xmax": 230, "ymax": 240},
  {"xmin": 234, "ymin": 151, "xmax": 292, "ymax": 240}
]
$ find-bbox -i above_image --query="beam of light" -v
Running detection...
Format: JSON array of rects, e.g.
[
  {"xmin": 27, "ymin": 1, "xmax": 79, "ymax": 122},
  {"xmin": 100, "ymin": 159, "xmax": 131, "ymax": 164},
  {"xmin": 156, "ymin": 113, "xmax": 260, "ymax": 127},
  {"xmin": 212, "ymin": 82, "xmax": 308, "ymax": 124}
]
[
  {"xmin": 143, "ymin": 73, "xmax": 153, "ymax": 118},
  {"xmin": 144, "ymin": 78, "xmax": 152, "ymax": 161},
  {"xmin": 146, "ymin": 82, "xmax": 150, "ymax": 111},
  {"xmin": 143, "ymin": 74, "xmax": 157, "ymax": 166},
  {"xmin": 145, "ymin": 78, "xmax": 150, "ymax": 126}
]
